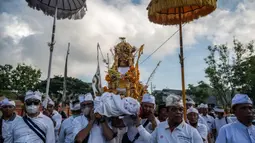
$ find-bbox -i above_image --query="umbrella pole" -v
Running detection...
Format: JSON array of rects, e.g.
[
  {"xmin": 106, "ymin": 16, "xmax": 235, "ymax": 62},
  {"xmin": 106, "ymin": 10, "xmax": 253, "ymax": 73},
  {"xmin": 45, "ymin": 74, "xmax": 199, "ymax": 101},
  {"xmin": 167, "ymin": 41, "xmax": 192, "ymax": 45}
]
[
  {"xmin": 178, "ymin": 7, "xmax": 187, "ymax": 120},
  {"xmin": 45, "ymin": 2, "xmax": 58, "ymax": 108}
]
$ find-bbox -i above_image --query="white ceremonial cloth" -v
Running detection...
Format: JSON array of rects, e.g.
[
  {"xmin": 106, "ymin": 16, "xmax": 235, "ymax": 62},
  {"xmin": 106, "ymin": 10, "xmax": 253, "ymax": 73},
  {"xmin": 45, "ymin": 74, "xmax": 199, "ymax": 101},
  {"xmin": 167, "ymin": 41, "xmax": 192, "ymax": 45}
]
[
  {"xmin": 58, "ymin": 115, "xmax": 79, "ymax": 143},
  {"xmin": 118, "ymin": 67, "xmax": 129, "ymax": 75},
  {"xmin": 216, "ymin": 121, "xmax": 255, "ymax": 143},
  {"xmin": 137, "ymin": 121, "xmax": 203, "ymax": 143},
  {"xmin": 72, "ymin": 115, "xmax": 107, "ymax": 143},
  {"xmin": 2, "ymin": 114, "xmax": 21, "ymax": 141},
  {"xmin": 94, "ymin": 93, "xmax": 140, "ymax": 117},
  {"xmin": 52, "ymin": 110, "xmax": 62, "ymax": 142},
  {"xmin": 124, "ymin": 117, "xmax": 160, "ymax": 143},
  {"xmin": 5, "ymin": 112, "xmax": 55, "ymax": 143},
  {"xmin": 212, "ymin": 117, "xmax": 233, "ymax": 136},
  {"xmin": 201, "ymin": 114, "xmax": 215, "ymax": 133}
]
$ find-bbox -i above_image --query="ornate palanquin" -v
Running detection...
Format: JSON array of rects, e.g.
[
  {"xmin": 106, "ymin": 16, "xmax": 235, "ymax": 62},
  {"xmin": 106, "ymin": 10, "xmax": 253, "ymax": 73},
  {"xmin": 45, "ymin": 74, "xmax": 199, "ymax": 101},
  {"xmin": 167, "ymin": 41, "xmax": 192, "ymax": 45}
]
[{"xmin": 103, "ymin": 37, "xmax": 148, "ymax": 100}]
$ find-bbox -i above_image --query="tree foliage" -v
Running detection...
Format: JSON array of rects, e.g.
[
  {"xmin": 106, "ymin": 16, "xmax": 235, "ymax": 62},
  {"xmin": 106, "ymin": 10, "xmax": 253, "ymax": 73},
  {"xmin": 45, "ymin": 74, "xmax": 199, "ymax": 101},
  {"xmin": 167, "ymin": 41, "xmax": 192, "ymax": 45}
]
[
  {"xmin": 204, "ymin": 39, "xmax": 254, "ymax": 107},
  {"xmin": 34, "ymin": 75, "xmax": 92, "ymax": 104},
  {"xmin": 0, "ymin": 63, "xmax": 41, "ymax": 95},
  {"xmin": 187, "ymin": 81, "xmax": 212, "ymax": 104}
]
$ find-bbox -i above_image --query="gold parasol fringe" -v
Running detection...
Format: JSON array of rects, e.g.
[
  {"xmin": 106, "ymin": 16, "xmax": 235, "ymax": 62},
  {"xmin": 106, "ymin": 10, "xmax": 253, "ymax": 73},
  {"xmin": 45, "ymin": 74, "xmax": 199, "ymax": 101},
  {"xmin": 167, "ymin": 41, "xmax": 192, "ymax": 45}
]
[{"xmin": 147, "ymin": 0, "xmax": 217, "ymax": 25}]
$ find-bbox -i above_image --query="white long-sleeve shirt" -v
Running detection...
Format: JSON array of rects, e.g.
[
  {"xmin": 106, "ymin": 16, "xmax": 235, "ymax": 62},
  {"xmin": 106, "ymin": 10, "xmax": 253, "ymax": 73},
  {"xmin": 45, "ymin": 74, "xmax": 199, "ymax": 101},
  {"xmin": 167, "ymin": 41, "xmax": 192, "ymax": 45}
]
[
  {"xmin": 138, "ymin": 121, "xmax": 203, "ymax": 143},
  {"xmin": 5, "ymin": 112, "xmax": 55, "ymax": 143},
  {"xmin": 51, "ymin": 110, "xmax": 62, "ymax": 142},
  {"xmin": 58, "ymin": 115, "xmax": 78, "ymax": 143},
  {"xmin": 216, "ymin": 121, "xmax": 255, "ymax": 143},
  {"xmin": 2, "ymin": 113, "xmax": 21, "ymax": 142},
  {"xmin": 72, "ymin": 115, "xmax": 108, "ymax": 143}
]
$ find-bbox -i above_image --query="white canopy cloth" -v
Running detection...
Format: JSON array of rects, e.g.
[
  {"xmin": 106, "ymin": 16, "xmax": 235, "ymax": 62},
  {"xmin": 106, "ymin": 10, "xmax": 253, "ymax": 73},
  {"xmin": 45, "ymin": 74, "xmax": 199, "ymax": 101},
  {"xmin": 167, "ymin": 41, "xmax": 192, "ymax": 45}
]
[
  {"xmin": 94, "ymin": 92, "xmax": 140, "ymax": 117},
  {"xmin": 26, "ymin": 0, "xmax": 87, "ymax": 19}
]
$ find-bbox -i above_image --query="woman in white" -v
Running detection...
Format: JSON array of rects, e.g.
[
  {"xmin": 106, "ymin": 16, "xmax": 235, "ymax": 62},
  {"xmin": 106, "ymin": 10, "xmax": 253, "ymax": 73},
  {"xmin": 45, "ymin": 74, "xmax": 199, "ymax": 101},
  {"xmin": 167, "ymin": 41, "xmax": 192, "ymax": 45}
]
[{"xmin": 58, "ymin": 100, "xmax": 81, "ymax": 143}]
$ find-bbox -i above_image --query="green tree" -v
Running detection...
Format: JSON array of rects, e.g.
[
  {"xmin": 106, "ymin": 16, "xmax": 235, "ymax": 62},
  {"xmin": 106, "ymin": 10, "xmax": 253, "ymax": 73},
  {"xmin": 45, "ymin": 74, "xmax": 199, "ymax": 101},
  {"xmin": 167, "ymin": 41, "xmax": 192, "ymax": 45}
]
[
  {"xmin": 187, "ymin": 81, "xmax": 211, "ymax": 104},
  {"xmin": 204, "ymin": 39, "xmax": 254, "ymax": 107},
  {"xmin": 11, "ymin": 63, "xmax": 42, "ymax": 94},
  {"xmin": 35, "ymin": 76, "xmax": 92, "ymax": 104},
  {"xmin": 0, "ymin": 64, "xmax": 13, "ymax": 90}
]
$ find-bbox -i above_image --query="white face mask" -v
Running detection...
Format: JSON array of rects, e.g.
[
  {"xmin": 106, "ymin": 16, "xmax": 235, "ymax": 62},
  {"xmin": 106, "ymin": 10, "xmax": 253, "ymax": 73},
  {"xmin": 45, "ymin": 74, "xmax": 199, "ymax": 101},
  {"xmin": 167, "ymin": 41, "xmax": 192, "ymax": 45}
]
[
  {"xmin": 26, "ymin": 105, "xmax": 39, "ymax": 114},
  {"xmin": 82, "ymin": 107, "xmax": 91, "ymax": 116}
]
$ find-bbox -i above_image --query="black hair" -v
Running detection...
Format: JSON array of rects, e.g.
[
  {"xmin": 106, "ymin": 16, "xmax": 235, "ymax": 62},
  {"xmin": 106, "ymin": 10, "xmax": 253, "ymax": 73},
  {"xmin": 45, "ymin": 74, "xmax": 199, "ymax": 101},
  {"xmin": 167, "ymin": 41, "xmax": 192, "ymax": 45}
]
[{"xmin": 158, "ymin": 104, "xmax": 166, "ymax": 113}]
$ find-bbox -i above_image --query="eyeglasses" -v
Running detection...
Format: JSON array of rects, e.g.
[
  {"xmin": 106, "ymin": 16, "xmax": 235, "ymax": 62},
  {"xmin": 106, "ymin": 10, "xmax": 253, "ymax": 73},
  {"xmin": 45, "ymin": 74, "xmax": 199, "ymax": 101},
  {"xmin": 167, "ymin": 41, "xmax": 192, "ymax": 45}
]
[
  {"xmin": 1, "ymin": 105, "xmax": 14, "ymax": 109},
  {"xmin": 26, "ymin": 100, "xmax": 40, "ymax": 106}
]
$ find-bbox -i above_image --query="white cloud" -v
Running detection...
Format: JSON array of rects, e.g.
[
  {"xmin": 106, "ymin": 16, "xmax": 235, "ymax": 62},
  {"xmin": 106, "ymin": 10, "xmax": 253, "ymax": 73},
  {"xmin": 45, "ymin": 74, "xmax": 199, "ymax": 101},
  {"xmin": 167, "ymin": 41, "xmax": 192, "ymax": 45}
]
[{"xmin": 1, "ymin": 0, "xmax": 255, "ymax": 88}]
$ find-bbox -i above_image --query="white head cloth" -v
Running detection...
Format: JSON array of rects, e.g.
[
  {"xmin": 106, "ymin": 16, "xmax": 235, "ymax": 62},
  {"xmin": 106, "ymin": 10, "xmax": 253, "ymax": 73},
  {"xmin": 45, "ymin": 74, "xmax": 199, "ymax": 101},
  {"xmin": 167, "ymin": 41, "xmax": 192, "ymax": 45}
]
[
  {"xmin": 70, "ymin": 101, "xmax": 81, "ymax": 111},
  {"xmin": 214, "ymin": 107, "xmax": 224, "ymax": 113},
  {"xmin": 186, "ymin": 98, "xmax": 195, "ymax": 105},
  {"xmin": 142, "ymin": 94, "xmax": 155, "ymax": 104},
  {"xmin": 199, "ymin": 103, "xmax": 208, "ymax": 109},
  {"xmin": 187, "ymin": 107, "xmax": 199, "ymax": 114},
  {"xmin": 231, "ymin": 94, "xmax": 253, "ymax": 107},
  {"xmin": 24, "ymin": 90, "xmax": 42, "ymax": 101},
  {"xmin": 47, "ymin": 97, "xmax": 55, "ymax": 106},
  {"xmin": 79, "ymin": 93, "xmax": 94, "ymax": 103},
  {"xmin": 165, "ymin": 94, "xmax": 183, "ymax": 107},
  {"xmin": 0, "ymin": 98, "xmax": 15, "ymax": 107}
]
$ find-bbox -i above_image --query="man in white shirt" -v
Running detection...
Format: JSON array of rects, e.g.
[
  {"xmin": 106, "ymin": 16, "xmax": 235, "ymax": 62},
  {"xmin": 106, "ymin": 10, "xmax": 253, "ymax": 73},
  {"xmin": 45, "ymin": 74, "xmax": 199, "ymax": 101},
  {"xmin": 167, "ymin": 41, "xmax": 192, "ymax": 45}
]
[
  {"xmin": 0, "ymin": 98, "xmax": 21, "ymax": 142},
  {"xmin": 123, "ymin": 93, "xmax": 160, "ymax": 143},
  {"xmin": 216, "ymin": 94, "xmax": 255, "ymax": 143},
  {"xmin": 187, "ymin": 107, "xmax": 208, "ymax": 143},
  {"xmin": 138, "ymin": 94, "xmax": 203, "ymax": 143},
  {"xmin": 5, "ymin": 91, "xmax": 55, "ymax": 143},
  {"xmin": 73, "ymin": 93, "xmax": 115, "ymax": 143},
  {"xmin": 212, "ymin": 106, "xmax": 232, "ymax": 139},
  {"xmin": 58, "ymin": 99, "xmax": 81, "ymax": 143},
  {"xmin": 157, "ymin": 104, "xmax": 168, "ymax": 122},
  {"xmin": 43, "ymin": 97, "xmax": 62, "ymax": 142},
  {"xmin": 186, "ymin": 98, "xmax": 208, "ymax": 128},
  {"xmin": 109, "ymin": 116, "xmax": 127, "ymax": 143},
  {"xmin": 199, "ymin": 103, "xmax": 215, "ymax": 143}
]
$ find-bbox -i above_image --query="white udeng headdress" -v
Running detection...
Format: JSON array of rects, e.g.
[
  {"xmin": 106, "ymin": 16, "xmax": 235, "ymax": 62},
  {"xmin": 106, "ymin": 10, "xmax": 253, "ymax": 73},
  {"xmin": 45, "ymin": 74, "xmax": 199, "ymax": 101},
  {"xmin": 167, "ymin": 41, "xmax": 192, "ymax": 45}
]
[
  {"xmin": 79, "ymin": 93, "xmax": 94, "ymax": 103},
  {"xmin": 231, "ymin": 94, "xmax": 253, "ymax": 107},
  {"xmin": 165, "ymin": 94, "xmax": 183, "ymax": 107},
  {"xmin": 0, "ymin": 98, "xmax": 16, "ymax": 107},
  {"xmin": 24, "ymin": 90, "xmax": 42, "ymax": 101},
  {"xmin": 142, "ymin": 94, "xmax": 155, "ymax": 104},
  {"xmin": 187, "ymin": 107, "xmax": 199, "ymax": 114},
  {"xmin": 199, "ymin": 103, "xmax": 208, "ymax": 109}
]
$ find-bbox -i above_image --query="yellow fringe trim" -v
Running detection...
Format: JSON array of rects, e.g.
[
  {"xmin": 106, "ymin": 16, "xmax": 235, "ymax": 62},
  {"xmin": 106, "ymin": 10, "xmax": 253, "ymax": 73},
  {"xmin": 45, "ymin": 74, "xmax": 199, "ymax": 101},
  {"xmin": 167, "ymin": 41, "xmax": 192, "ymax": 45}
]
[{"xmin": 147, "ymin": 0, "xmax": 217, "ymax": 25}]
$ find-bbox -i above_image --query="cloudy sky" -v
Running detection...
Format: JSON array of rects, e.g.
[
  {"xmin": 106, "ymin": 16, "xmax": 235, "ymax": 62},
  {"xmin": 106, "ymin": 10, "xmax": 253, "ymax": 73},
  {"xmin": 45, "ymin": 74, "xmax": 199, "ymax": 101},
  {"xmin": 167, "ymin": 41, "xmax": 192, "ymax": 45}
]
[{"xmin": 0, "ymin": 0, "xmax": 255, "ymax": 91}]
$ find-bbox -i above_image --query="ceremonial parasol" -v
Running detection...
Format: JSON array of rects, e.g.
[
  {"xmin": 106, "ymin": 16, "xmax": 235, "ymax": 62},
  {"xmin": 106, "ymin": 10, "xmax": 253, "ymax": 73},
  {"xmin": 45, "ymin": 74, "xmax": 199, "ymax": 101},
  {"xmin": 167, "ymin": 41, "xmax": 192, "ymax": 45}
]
[
  {"xmin": 26, "ymin": 0, "xmax": 87, "ymax": 108},
  {"xmin": 147, "ymin": 0, "xmax": 217, "ymax": 119}
]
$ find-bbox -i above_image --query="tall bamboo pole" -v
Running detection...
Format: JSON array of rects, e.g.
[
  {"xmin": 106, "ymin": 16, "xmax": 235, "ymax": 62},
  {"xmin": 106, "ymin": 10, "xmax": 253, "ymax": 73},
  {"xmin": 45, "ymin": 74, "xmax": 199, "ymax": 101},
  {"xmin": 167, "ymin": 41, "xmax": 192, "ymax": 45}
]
[{"xmin": 178, "ymin": 7, "xmax": 187, "ymax": 120}]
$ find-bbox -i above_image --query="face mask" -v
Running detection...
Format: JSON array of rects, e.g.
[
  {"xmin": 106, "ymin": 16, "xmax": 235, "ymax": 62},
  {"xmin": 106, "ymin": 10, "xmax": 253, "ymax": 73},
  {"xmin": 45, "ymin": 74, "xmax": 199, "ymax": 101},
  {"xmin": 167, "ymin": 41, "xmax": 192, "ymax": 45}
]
[
  {"xmin": 26, "ymin": 105, "xmax": 39, "ymax": 114},
  {"xmin": 82, "ymin": 107, "xmax": 91, "ymax": 116}
]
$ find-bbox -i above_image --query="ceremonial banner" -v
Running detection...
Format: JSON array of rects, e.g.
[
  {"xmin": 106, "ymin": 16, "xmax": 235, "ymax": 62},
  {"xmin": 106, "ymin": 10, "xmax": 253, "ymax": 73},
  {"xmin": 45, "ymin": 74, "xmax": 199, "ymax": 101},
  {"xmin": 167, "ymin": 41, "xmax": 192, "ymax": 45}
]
[{"xmin": 92, "ymin": 43, "xmax": 102, "ymax": 97}]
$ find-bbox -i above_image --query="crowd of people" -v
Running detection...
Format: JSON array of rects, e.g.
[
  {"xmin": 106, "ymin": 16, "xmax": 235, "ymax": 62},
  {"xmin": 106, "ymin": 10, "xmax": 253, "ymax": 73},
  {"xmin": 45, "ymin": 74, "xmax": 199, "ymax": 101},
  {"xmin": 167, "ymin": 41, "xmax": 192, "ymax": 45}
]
[{"xmin": 0, "ymin": 91, "xmax": 254, "ymax": 143}]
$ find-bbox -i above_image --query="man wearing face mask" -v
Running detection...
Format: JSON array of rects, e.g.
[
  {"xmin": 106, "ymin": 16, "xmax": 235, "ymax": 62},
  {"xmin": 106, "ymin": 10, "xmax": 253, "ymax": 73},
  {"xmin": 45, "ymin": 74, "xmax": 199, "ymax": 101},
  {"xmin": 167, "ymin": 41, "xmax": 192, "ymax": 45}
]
[
  {"xmin": 5, "ymin": 90, "xmax": 55, "ymax": 143},
  {"xmin": 122, "ymin": 94, "xmax": 160, "ymax": 143},
  {"xmin": 73, "ymin": 93, "xmax": 116, "ymax": 143},
  {"xmin": 0, "ymin": 98, "xmax": 21, "ymax": 142},
  {"xmin": 59, "ymin": 99, "xmax": 81, "ymax": 143}
]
